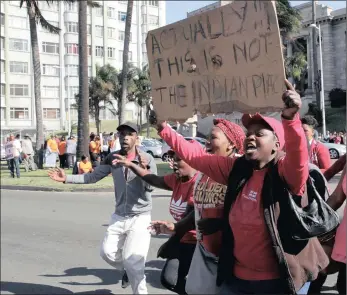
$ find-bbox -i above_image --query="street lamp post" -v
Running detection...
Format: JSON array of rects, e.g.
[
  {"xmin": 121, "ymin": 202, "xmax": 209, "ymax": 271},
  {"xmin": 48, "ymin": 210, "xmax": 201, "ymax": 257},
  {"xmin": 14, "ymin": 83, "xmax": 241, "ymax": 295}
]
[{"xmin": 309, "ymin": 24, "xmax": 326, "ymax": 137}]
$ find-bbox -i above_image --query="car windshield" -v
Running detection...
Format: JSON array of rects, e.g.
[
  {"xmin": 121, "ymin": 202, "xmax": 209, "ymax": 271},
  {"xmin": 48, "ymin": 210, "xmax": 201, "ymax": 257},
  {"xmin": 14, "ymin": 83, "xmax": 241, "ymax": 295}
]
[{"xmin": 142, "ymin": 140, "xmax": 157, "ymax": 147}]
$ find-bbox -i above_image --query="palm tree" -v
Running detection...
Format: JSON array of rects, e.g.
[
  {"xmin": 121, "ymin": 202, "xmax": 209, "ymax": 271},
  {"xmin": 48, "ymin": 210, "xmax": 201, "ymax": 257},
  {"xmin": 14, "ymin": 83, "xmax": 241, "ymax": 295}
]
[
  {"xmin": 118, "ymin": 0, "xmax": 134, "ymax": 125},
  {"xmin": 74, "ymin": 64, "xmax": 118, "ymax": 134},
  {"xmin": 133, "ymin": 65, "xmax": 151, "ymax": 134},
  {"xmin": 76, "ymin": 0, "xmax": 89, "ymax": 158},
  {"xmin": 19, "ymin": 0, "xmax": 61, "ymax": 160}
]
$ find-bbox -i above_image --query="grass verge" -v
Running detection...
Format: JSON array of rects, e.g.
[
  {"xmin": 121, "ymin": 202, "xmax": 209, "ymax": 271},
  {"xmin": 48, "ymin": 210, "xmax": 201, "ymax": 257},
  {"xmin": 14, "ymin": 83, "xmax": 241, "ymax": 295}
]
[{"xmin": 1, "ymin": 162, "xmax": 172, "ymax": 191}]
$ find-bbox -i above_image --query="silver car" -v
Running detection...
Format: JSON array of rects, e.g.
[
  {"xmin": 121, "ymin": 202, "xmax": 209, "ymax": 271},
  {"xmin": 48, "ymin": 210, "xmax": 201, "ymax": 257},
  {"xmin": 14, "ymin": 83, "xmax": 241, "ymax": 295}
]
[
  {"xmin": 320, "ymin": 141, "xmax": 346, "ymax": 159},
  {"xmin": 140, "ymin": 140, "xmax": 162, "ymax": 158}
]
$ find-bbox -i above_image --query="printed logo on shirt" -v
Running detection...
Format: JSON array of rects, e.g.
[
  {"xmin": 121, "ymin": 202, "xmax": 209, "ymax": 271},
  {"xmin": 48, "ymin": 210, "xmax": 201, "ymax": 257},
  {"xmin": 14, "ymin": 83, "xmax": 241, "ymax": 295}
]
[
  {"xmin": 243, "ymin": 190, "xmax": 258, "ymax": 202},
  {"xmin": 194, "ymin": 181, "xmax": 226, "ymax": 208},
  {"xmin": 169, "ymin": 196, "xmax": 188, "ymax": 220}
]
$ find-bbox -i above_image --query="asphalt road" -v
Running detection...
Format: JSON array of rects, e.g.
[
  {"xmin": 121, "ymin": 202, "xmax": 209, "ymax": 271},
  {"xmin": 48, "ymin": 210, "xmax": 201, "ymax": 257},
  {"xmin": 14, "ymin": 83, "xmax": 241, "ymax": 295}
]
[{"xmin": 0, "ymin": 173, "xmax": 344, "ymax": 294}]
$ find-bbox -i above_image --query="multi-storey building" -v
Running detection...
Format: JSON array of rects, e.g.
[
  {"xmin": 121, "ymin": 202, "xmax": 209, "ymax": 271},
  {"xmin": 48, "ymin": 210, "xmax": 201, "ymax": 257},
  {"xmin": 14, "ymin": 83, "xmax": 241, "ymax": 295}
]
[{"xmin": 0, "ymin": 0, "xmax": 165, "ymax": 136}]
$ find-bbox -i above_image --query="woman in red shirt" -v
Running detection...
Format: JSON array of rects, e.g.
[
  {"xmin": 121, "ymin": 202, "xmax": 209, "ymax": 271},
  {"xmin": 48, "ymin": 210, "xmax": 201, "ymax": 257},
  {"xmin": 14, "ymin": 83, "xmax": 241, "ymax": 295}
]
[
  {"xmin": 150, "ymin": 81, "xmax": 327, "ymax": 294},
  {"xmin": 113, "ymin": 142, "xmax": 200, "ymax": 294},
  {"xmin": 301, "ymin": 115, "xmax": 330, "ymax": 172}
]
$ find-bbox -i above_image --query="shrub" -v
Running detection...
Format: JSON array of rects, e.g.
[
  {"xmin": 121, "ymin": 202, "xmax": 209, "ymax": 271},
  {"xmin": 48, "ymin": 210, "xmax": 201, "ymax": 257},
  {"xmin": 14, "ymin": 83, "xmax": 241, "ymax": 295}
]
[{"xmin": 329, "ymin": 88, "xmax": 346, "ymax": 108}]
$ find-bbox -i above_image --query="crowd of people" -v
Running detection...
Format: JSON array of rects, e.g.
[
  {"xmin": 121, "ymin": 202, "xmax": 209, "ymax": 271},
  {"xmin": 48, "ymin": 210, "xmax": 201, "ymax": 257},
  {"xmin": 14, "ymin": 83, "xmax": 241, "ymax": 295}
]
[{"xmin": 46, "ymin": 81, "xmax": 346, "ymax": 295}]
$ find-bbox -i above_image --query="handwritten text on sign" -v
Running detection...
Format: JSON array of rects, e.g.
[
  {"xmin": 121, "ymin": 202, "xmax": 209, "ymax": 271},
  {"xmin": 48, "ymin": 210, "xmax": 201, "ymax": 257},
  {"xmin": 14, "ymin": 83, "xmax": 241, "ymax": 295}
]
[{"xmin": 146, "ymin": 1, "xmax": 285, "ymax": 121}]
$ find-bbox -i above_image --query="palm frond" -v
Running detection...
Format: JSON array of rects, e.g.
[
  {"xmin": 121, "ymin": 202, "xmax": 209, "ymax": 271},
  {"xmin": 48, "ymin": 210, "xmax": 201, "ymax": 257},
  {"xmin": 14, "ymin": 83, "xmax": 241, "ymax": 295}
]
[{"xmin": 87, "ymin": 0, "xmax": 101, "ymax": 8}]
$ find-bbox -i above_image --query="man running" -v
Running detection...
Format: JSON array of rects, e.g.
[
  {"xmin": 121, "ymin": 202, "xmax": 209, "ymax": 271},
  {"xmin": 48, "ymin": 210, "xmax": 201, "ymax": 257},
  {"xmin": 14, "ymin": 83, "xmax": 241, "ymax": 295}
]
[{"xmin": 48, "ymin": 122, "xmax": 157, "ymax": 294}]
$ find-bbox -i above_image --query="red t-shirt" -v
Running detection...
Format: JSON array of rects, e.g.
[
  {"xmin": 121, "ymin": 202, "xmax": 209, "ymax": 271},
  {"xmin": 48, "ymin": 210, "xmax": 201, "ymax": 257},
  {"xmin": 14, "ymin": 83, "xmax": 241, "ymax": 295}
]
[
  {"xmin": 159, "ymin": 114, "xmax": 309, "ymax": 281},
  {"xmin": 164, "ymin": 173, "xmax": 197, "ymax": 244},
  {"xmin": 194, "ymin": 174, "xmax": 226, "ymax": 256},
  {"xmin": 309, "ymin": 139, "xmax": 330, "ymax": 172}
]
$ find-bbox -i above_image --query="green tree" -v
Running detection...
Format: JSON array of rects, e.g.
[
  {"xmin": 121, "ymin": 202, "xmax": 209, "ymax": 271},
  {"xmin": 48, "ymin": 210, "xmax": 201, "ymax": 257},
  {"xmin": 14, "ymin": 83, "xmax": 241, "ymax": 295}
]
[
  {"xmin": 118, "ymin": 0, "xmax": 134, "ymax": 124},
  {"xmin": 74, "ymin": 64, "xmax": 118, "ymax": 134}
]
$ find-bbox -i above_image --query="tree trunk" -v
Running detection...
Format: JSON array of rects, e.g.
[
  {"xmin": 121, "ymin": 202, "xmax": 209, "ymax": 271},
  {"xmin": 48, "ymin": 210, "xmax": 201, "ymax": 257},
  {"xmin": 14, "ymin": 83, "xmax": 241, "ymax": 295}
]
[
  {"xmin": 118, "ymin": 0, "xmax": 134, "ymax": 125},
  {"xmin": 27, "ymin": 6, "xmax": 44, "ymax": 159},
  {"xmin": 77, "ymin": 1, "xmax": 89, "ymax": 158},
  {"xmin": 146, "ymin": 105, "xmax": 150, "ymax": 138},
  {"xmin": 139, "ymin": 105, "xmax": 143, "ymax": 132},
  {"xmin": 95, "ymin": 105, "xmax": 100, "ymax": 135}
]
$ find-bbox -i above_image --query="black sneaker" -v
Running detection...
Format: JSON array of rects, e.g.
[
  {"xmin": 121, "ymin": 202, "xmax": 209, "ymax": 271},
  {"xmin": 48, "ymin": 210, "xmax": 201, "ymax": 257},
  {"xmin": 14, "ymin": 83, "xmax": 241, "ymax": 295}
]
[{"xmin": 121, "ymin": 271, "xmax": 130, "ymax": 289}]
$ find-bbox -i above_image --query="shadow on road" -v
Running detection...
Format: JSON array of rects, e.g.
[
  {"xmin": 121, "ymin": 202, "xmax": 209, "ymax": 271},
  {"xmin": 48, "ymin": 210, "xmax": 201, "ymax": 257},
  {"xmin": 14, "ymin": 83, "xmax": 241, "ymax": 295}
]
[
  {"xmin": 1, "ymin": 281, "xmax": 112, "ymax": 294},
  {"xmin": 40, "ymin": 260, "xmax": 166, "ymax": 290}
]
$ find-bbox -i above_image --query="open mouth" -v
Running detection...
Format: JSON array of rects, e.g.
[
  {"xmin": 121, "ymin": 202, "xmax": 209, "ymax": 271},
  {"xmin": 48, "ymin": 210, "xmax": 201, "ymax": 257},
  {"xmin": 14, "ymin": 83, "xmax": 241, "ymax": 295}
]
[{"xmin": 245, "ymin": 144, "xmax": 257, "ymax": 152}]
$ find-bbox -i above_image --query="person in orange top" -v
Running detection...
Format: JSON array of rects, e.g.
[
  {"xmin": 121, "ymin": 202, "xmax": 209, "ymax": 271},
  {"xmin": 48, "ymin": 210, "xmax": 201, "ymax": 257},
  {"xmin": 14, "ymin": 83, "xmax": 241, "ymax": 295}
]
[
  {"xmin": 89, "ymin": 134, "xmax": 101, "ymax": 162},
  {"xmin": 58, "ymin": 136, "xmax": 67, "ymax": 168},
  {"xmin": 46, "ymin": 135, "xmax": 58, "ymax": 168},
  {"xmin": 78, "ymin": 155, "xmax": 93, "ymax": 174},
  {"xmin": 301, "ymin": 115, "xmax": 331, "ymax": 172}
]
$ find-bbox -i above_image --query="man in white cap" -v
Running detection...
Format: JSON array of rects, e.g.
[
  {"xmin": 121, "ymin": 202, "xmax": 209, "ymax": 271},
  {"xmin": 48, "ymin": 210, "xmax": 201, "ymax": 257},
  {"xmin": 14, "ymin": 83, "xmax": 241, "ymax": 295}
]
[{"xmin": 48, "ymin": 122, "xmax": 157, "ymax": 294}]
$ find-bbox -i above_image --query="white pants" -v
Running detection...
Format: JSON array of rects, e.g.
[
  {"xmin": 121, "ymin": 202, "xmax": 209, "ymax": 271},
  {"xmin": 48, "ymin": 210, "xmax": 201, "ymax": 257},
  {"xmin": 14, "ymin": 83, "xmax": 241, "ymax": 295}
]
[{"xmin": 100, "ymin": 213, "xmax": 151, "ymax": 294}]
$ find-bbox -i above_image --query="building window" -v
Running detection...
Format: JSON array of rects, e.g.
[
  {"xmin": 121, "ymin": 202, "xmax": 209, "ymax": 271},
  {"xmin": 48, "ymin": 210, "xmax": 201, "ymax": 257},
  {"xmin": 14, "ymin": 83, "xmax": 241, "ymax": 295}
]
[
  {"xmin": 9, "ymin": 61, "xmax": 29, "ymax": 74},
  {"xmin": 42, "ymin": 64, "xmax": 60, "ymax": 76},
  {"xmin": 148, "ymin": 0, "xmax": 159, "ymax": 6},
  {"xmin": 1, "ymin": 60, "xmax": 4, "ymax": 73},
  {"xmin": 42, "ymin": 86, "xmax": 59, "ymax": 98},
  {"xmin": 0, "ymin": 13, "xmax": 4, "ymax": 26},
  {"xmin": 0, "ymin": 37, "xmax": 4, "ymax": 49},
  {"xmin": 10, "ymin": 108, "xmax": 29, "ymax": 119},
  {"xmin": 88, "ymin": 66, "xmax": 92, "ymax": 77},
  {"xmin": 88, "ymin": 45, "xmax": 92, "ymax": 56},
  {"xmin": 107, "ymin": 7, "xmax": 116, "ymax": 18},
  {"xmin": 148, "ymin": 15, "xmax": 159, "ymax": 25},
  {"xmin": 1, "ymin": 107, "xmax": 5, "ymax": 120},
  {"xmin": 118, "ymin": 11, "xmax": 127, "ymax": 21},
  {"xmin": 119, "ymin": 50, "xmax": 123, "ymax": 62},
  {"xmin": 129, "ymin": 51, "xmax": 132, "ymax": 61},
  {"xmin": 42, "ymin": 42, "xmax": 59, "ymax": 54},
  {"xmin": 118, "ymin": 31, "xmax": 132, "ymax": 42},
  {"xmin": 66, "ymin": 43, "xmax": 79, "ymax": 54},
  {"xmin": 118, "ymin": 1, "xmax": 128, "ymax": 4},
  {"xmin": 95, "ymin": 6, "xmax": 103, "ymax": 16},
  {"xmin": 108, "ymin": 27, "xmax": 116, "ymax": 39},
  {"xmin": 9, "ymin": 16, "xmax": 28, "ymax": 29},
  {"xmin": 108, "ymin": 47, "xmax": 116, "ymax": 59},
  {"xmin": 9, "ymin": 0, "xmax": 19, "ymax": 6},
  {"xmin": 87, "ymin": 24, "xmax": 91, "ymax": 35},
  {"xmin": 9, "ymin": 39, "xmax": 29, "ymax": 52},
  {"xmin": 95, "ymin": 25, "xmax": 104, "ymax": 37},
  {"xmin": 43, "ymin": 108, "xmax": 60, "ymax": 119},
  {"xmin": 66, "ymin": 65, "xmax": 79, "ymax": 76},
  {"xmin": 95, "ymin": 46, "xmax": 104, "ymax": 57},
  {"xmin": 66, "ymin": 22, "xmax": 78, "ymax": 33},
  {"xmin": 65, "ymin": 2, "xmax": 77, "ymax": 12},
  {"xmin": 70, "ymin": 108, "xmax": 78, "ymax": 120},
  {"xmin": 1, "ymin": 84, "xmax": 5, "ymax": 96},
  {"xmin": 67, "ymin": 86, "xmax": 79, "ymax": 98},
  {"xmin": 10, "ymin": 84, "xmax": 29, "ymax": 96}
]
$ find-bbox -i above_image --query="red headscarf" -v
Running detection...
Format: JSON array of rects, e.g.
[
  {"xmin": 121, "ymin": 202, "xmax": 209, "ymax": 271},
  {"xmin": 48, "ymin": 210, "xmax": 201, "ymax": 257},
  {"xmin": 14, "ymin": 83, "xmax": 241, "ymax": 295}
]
[{"xmin": 213, "ymin": 118, "xmax": 245, "ymax": 154}]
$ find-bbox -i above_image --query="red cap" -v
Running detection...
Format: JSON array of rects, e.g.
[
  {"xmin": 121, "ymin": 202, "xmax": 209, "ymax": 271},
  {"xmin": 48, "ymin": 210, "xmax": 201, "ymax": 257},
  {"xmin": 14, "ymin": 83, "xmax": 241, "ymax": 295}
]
[
  {"xmin": 168, "ymin": 139, "xmax": 204, "ymax": 156},
  {"xmin": 241, "ymin": 113, "xmax": 285, "ymax": 150}
]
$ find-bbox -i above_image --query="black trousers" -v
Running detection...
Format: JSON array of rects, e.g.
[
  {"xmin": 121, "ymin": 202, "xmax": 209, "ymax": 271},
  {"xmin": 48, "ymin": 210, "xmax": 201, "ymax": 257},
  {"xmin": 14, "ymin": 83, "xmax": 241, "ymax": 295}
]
[
  {"xmin": 59, "ymin": 154, "xmax": 67, "ymax": 168},
  {"xmin": 161, "ymin": 242, "xmax": 195, "ymax": 295}
]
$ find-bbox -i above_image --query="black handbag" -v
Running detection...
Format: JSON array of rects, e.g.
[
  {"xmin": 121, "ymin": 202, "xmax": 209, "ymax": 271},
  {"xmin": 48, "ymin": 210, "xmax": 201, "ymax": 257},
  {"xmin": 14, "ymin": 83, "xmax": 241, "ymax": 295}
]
[{"xmin": 270, "ymin": 162, "xmax": 340, "ymax": 241}]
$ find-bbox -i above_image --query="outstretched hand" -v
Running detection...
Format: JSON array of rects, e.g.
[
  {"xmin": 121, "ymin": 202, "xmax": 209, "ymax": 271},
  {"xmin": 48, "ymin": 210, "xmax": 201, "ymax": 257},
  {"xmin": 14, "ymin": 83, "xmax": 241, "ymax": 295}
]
[
  {"xmin": 48, "ymin": 168, "xmax": 67, "ymax": 183},
  {"xmin": 112, "ymin": 154, "xmax": 132, "ymax": 167},
  {"xmin": 136, "ymin": 146, "xmax": 148, "ymax": 169},
  {"xmin": 148, "ymin": 110, "xmax": 167, "ymax": 132},
  {"xmin": 282, "ymin": 79, "xmax": 302, "ymax": 119}
]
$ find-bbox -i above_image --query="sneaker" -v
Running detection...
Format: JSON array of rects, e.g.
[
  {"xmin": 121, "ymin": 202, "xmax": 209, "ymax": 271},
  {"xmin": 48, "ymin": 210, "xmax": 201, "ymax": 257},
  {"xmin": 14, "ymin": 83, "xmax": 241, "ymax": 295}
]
[{"xmin": 121, "ymin": 271, "xmax": 130, "ymax": 289}]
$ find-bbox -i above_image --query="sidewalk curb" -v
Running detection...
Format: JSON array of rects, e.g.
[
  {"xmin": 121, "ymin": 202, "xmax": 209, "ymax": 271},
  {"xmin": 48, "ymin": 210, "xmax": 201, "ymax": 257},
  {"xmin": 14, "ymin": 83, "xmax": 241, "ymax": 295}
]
[{"xmin": 0, "ymin": 185, "xmax": 171, "ymax": 196}]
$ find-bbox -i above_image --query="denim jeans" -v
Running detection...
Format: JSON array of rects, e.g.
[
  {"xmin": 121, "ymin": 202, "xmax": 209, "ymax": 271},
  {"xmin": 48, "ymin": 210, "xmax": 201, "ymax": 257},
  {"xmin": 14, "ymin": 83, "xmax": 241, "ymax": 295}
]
[
  {"xmin": 9, "ymin": 157, "xmax": 20, "ymax": 177},
  {"xmin": 219, "ymin": 277, "xmax": 311, "ymax": 295}
]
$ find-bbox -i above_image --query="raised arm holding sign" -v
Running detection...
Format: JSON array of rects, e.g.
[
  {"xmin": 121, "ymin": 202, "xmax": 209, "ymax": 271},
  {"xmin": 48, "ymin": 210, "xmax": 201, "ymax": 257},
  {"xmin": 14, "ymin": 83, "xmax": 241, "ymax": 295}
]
[{"xmin": 146, "ymin": 0, "xmax": 285, "ymax": 122}]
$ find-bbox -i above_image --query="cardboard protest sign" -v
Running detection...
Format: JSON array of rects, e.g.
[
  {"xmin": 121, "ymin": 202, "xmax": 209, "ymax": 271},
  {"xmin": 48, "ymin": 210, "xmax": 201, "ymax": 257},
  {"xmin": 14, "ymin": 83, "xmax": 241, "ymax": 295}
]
[
  {"xmin": 5, "ymin": 141, "xmax": 14, "ymax": 160},
  {"xmin": 146, "ymin": 1, "xmax": 285, "ymax": 122}
]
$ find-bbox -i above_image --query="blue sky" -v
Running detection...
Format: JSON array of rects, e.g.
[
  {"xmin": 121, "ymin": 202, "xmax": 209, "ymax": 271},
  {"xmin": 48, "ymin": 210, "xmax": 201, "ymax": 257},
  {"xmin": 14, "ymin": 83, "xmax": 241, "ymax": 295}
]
[{"xmin": 166, "ymin": 1, "xmax": 346, "ymax": 24}]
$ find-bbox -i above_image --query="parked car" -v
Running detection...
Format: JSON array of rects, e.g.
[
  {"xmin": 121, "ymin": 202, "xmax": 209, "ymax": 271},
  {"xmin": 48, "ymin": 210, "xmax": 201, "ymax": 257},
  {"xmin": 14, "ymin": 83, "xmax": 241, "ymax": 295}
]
[
  {"xmin": 140, "ymin": 140, "xmax": 162, "ymax": 158},
  {"xmin": 1, "ymin": 144, "xmax": 6, "ymax": 160},
  {"xmin": 320, "ymin": 141, "xmax": 346, "ymax": 159},
  {"xmin": 161, "ymin": 137, "xmax": 207, "ymax": 162}
]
